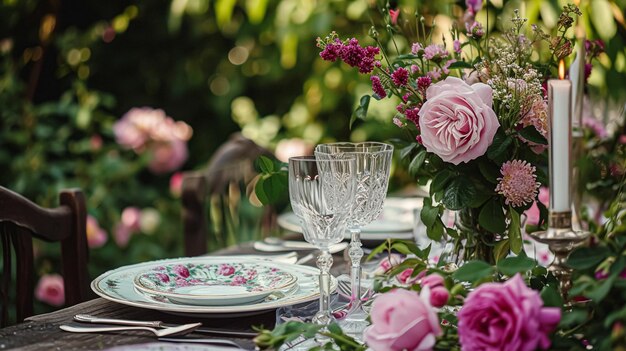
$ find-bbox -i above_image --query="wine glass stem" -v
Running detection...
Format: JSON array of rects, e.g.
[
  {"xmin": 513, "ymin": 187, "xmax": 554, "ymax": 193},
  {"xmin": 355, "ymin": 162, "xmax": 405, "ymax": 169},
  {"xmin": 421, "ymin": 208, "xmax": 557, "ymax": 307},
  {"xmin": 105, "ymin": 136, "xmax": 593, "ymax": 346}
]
[
  {"xmin": 348, "ymin": 228, "xmax": 363, "ymax": 306},
  {"xmin": 315, "ymin": 249, "xmax": 333, "ymax": 324}
]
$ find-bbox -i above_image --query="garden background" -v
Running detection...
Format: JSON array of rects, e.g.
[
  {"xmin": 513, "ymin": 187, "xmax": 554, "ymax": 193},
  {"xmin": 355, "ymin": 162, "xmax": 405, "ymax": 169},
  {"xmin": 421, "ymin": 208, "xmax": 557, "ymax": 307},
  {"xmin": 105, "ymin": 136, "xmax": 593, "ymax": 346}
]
[{"xmin": 1, "ymin": 0, "xmax": 625, "ymax": 316}]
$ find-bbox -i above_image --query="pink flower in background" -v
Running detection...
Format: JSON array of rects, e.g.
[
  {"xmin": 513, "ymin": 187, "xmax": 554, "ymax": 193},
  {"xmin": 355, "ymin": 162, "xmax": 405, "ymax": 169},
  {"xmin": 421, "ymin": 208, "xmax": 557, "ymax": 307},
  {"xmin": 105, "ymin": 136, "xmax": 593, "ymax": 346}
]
[
  {"xmin": 453, "ymin": 40, "xmax": 462, "ymax": 54},
  {"xmin": 371, "ymin": 75, "xmax": 387, "ymax": 98},
  {"xmin": 114, "ymin": 223, "xmax": 132, "ymax": 248},
  {"xmin": 583, "ymin": 117, "xmax": 608, "ymax": 138},
  {"xmin": 364, "ymin": 288, "xmax": 441, "ymax": 351},
  {"xmin": 389, "ymin": 9, "xmax": 400, "ymax": 25},
  {"xmin": 113, "ymin": 107, "xmax": 192, "ymax": 174},
  {"xmin": 466, "ymin": 21, "xmax": 485, "ymax": 38},
  {"xmin": 397, "ymin": 268, "xmax": 424, "ymax": 285},
  {"xmin": 275, "ymin": 138, "xmax": 313, "ymax": 163},
  {"xmin": 411, "ymin": 43, "xmax": 423, "ymax": 55},
  {"xmin": 496, "ymin": 160, "xmax": 540, "ymax": 208},
  {"xmin": 466, "ymin": 0, "xmax": 482, "ymax": 13},
  {"xmin": 429, "ymin": 287, "xmax": 449, "ymax": 308},
  {"xmin": 148, "ymin": 139, "xmax": 188, "ymax": 174},
  {"xmin": 90, "ymin": 135, "xmax": 103, "ymax": 151},
  {"xmin": 525, "ymin": 187, "xmax": 549, "ymax": 226},
  {"xmin": 391, "ymin": 67, "xmax": 409, "ymax": 86},
  {"xmin": 423, "ymin": 44, "xmax": 449, "ymax": 62},
  {"xmin": 122, "ymin": 207, "xmax": 141, "ymax": 231},
  {"xmin": 418, "ymin": 77, "xmax": 499, "ymax": 165},
  {"xmin": 375, "ymin": 254, "xmax": 404, "ymax": 275},
  {"xmin": 620, "ymin": 135, "xmax": 626, "ymax": 144},
  {"xmin": 458, "ymin": 274, "xmax": 561, "ymax": 351},
  {"xmin": 170, "ymin": 172, "xmax": 184, "ymax": 197},
  {"xmin": 86, "ymin": 215, "xmax": 107, "ymax": 248},
  {"xmin": 35, "ymin": 274, "xmax": 65, "ymax": 306},
  {"xmin": 420, "ymin": 274, "xmax": 445, "ymax": 289}
]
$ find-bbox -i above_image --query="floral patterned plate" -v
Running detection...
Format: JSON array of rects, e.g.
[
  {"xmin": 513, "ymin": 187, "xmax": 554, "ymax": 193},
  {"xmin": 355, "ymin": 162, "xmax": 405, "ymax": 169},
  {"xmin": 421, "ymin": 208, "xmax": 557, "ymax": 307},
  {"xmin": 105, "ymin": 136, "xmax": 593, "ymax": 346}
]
[
  {"xmin": 91, "ymin": 256, "xmax": 337, "ymax": 315},
  {"xmin": 133, "ymin": 262, "xmax": 297, "ymax": 306}
]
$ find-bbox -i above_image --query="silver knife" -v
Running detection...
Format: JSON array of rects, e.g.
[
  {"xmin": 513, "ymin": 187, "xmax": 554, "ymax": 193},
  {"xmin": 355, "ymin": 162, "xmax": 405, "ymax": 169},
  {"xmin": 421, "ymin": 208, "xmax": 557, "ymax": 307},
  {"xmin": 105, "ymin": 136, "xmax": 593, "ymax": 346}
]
[{"xmin": 73, "ymin": 314, "xmax": 258, "ymax": 338}]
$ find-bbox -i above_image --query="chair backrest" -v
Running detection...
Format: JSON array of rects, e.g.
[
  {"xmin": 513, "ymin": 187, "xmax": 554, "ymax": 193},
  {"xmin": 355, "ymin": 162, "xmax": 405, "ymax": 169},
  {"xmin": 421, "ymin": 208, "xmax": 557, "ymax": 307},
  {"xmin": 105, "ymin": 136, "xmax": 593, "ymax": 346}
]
[
  {"xmin": 182, "ymin": 134, "xmax": 277, "ymax": 256},
  {"xmin": 0, "ymin": 187, "xmax": 89, "ymax": 326}
]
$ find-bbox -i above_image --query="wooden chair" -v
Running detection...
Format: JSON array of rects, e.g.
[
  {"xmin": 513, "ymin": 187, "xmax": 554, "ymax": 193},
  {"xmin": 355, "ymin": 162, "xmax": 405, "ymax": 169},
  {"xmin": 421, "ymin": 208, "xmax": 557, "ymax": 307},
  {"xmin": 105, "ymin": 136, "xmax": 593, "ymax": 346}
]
[
  {"xmin": 0, "ymin": 187, "xmax": 89, "ymax": 326},
  {"xmin": 182, "ymin": 134, "xmax": 278, "ymax": 256}
]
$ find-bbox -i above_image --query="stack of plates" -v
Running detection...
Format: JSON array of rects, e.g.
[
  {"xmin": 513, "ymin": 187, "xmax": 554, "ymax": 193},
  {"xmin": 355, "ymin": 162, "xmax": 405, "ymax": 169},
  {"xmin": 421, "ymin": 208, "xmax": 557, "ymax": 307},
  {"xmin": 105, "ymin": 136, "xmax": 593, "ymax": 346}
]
[
  {"xmin": 92, "ymin": 256, "xmax": 337, "ymax": 316},
  {"xmin": 277, "ymin": 197, "xmax": 423, "ymax": 241}
]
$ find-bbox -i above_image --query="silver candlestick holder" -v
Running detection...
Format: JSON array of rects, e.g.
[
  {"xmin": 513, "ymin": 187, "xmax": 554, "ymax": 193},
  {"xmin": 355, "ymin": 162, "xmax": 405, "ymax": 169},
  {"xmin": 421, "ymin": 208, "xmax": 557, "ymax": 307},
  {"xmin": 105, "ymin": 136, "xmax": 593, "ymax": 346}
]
[{"xmin": 528, "ymin": 210, "xmax": 590, "ymax": 299}]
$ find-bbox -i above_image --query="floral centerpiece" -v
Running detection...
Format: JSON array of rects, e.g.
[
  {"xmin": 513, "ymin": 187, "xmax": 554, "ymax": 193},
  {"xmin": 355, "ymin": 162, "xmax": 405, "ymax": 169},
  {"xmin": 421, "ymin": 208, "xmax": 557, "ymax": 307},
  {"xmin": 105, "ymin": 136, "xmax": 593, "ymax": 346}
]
[
  {"xmin": 253, "ymin": 1, "xmax": 626, "ymax": 351},
  {"xmin": 314, "ymin": 3, "xmax": 592, "ymax": 264}
]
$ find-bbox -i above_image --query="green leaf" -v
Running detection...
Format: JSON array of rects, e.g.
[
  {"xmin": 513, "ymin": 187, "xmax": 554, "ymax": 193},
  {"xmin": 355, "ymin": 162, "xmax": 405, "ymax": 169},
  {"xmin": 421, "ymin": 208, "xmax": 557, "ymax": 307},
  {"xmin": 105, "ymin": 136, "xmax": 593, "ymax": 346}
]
[
  {"xmin": 255, "ymin": 177, "xmax": 270, "ymax": 205},
  {"xmin": 518, "ymin": 126, "xmax": 547, "ymax": 145},
  {"xmin": 487, "ymin": 131, "xmax": 513, "ymax": 163},
  {"xmin": 420, "ymin": 198, "xmax": 439, "ymax": 227},
  {"xmin": 427, "ymin": 219, "xmax": 445, "ymax": 241},
  {"xmin": 478, "ymin": 198, "xmax": 506, "ymax": 233},
  {"xmin": 408, "ymin": 150, "xmax": 427, "ymax": 176},
  {"xmin": 261, "ymin": 172, "xmax": 288, "ymax": 204},
  {"xmin": 496, "ymin": 254, "xmax": 536, "ymax": 276},
  {"xmin": 478, "ymin": 160, "xmax": 501, "ymax": 184},
  {"xmin": 255, "ymin": 155, "xmax": 275, "ymax": 174},
  {"xmin": 350, "ymin": 95, "xmax": 370, "ymax": 128},
  {"xmin": 448, "ymin": 60, "xmax": 474, "ymax": 69},
  {"xmin": 366, "ymin": 240, "xmax": 390, "ymax": 261},
  {"xmin": 590, "ymin": 0, "xmax": 617, "ymax": 40},
  {"xmin": 540, "ymin": 285, "xmax": 563, "ymax": 307},
  {"xmin": 442, "ymin": 177, "xmax": 477, "ymax": 210},
  {"xmin": 585, "ymin": 274, "xmax": 617, "ymax": 302},
  {"xmin": 509, "ymin": 208, "xmax": 522, "ymax": 254},
  {"xmin": 566, "ymin": 246, "xmax": 611, "ymax": 270},
  {"xmin": 559, "ymin": 309, "xmax": 588, "ymax": 328},
  {"xmin": 494, "ymin": 239, "xmax": 510, "ymax": 263},
  {"xmin": 400, "ymin": 144, "xmax": 417, "ymax": 159},
  {"xmin": 430, "ymin": 169, "xmax": 455, "ymax": 194},
  {"xmin": 453, "ymin": 260, "xmax": 495, "ymax": 283}
]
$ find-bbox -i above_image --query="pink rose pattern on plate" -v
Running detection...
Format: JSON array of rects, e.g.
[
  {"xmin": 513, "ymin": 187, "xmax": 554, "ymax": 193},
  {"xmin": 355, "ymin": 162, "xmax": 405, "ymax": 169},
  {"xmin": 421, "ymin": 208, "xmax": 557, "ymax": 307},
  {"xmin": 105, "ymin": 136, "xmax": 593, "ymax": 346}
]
[{"xmin": 136, "ymin": 262, "xmax": 293, "ymax": 294}]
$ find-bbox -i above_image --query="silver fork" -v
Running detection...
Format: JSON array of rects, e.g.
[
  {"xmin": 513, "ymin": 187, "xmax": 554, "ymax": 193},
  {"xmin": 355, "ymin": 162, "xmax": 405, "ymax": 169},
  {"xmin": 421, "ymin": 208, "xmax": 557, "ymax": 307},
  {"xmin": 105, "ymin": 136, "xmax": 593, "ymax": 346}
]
[{"xmin": 60, "ymin": 322, "xmax": 201, "ymax": 337}]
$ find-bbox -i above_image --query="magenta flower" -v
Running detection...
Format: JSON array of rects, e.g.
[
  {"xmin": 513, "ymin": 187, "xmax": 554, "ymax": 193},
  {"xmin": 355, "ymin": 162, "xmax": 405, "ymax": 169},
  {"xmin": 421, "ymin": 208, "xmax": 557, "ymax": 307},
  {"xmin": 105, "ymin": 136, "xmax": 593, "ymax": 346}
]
[
  {"xmin": 396, "ymin": 268, "xmax": 421, "ymax": 285},
  {"xmin": 420, "ymin": 274, "xmax": 445, "ymax": 289},
  {"xmin": 35, "ymin": 274, "xmax": 65, "ymax": 307},
  {"xmin": 417, "ymin": 76, "xmax": 432, "ymax": 90},
  {"xmin": 319, "ymin": 39, "xmax": 342, "ymax": 61},
  {"xmin": 466, "ymin": 0, "xmax": 482, "ymax": 13},
  {"xmin": 404, "ymin": 107, "xmax": 420, "ymax": 125},
  {"xmin": 218, "ymin": 264, "xmax": 235, "ymax": 276},
  {"xmin": 389, "ymin": 9, "xmax": 400, "ymax": 25},
  {"xmin": 453, "ymin": 40, "xmax": 462, "ymax": 54},
  {"xmin": 429, "ymin": 286, "xmax": 449, "ymax": 308},
  {"xmin": 423, "ymin": 44, "xmax": 449, "ymax": 62},
  {"xmin": 458, "ymin": 274, "xmax": 561, "ymax": 351},
  {"xmin": 173, "ymin": 265, "xmax": 190, "ymax": 278},
  {"xmin": 583, "ymin": 117, "xmax": 608, "ymax": 138},
  {"xmin": 339, "ymin": 38, "xmax": 380, "ymax": 74},
  {"xmin": 418, "ymin": 77, "xmax": 499, "ymax": 165},
  {"xmin": 371, "ymin": 75, "xmax": 387, "ymax": 98},
  {"xmin": 466, "ymin": 21, "xmax": 485, "ymax": 38},
  {"xmin": 363, "ymin": 289, "xmax": 441, "ymax": 351},
  {"xmin": 496, "ymin": 160, "xmax": 540, "ymax": 208},
  {"xmin": 391, "ymin": 67, "xmax": 409, "ymax": 86}
]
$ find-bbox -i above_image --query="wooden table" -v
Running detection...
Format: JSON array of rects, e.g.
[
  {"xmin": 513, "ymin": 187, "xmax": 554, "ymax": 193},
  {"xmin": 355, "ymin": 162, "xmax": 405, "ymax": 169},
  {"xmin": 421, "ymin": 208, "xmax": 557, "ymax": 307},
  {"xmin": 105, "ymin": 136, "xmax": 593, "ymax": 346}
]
[{"xmin": 0, "ymin": 242, "xmax": 351, "ymax": 350}]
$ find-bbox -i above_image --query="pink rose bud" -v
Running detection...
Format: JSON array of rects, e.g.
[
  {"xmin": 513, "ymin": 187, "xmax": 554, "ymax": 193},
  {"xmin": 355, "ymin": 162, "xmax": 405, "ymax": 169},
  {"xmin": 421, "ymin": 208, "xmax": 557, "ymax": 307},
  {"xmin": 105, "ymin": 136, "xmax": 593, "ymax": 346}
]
[
  {"xmin": 430, "ymin": 286, "xmax": 450, "ymax": 308},
  {"xmin": 421, "ymin": 273, "xmax": 445, "ymax": 289},
  {"xmin": 35, "ymin": 274, "xmax": 65, "ymax": 307}
]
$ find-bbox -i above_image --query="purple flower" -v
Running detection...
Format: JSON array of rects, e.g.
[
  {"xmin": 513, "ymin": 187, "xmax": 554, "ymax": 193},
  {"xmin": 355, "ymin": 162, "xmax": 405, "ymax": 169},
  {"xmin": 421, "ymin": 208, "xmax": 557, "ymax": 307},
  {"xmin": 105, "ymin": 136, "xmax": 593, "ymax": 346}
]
[
  {"xmin": 583, "ymin": 117, "xmax": 608, "ymax": 138},
  {"xmin": 417, "ymin": 76, "xmax": 432, "ymax": 90},
  {"xmin": 458, "ymin": 274, "xmax": 561, "ymax": 351},
  {"xmin": 339, "ymin": 38, "xmax": 380, "ymax": 74},
  {"xmin": 423, "ymin": 44, "xmax": 449, "ymax": 62},
  {"xmin": 391, "ymin": 67, "xmax": 409, "ymax": 86},
  {"xmin": 404, "ymin": 107, "xmax": 420, "ymax": 125},
  {"xmin": 442, "ymin": 59, "xmax": 456, "ymax": 74},
  {"xmin": 411, "ymin": 43, "xmax": 423, "ymax": 56},
  {"xmin": 319, "ymin": 39, "xmax": 342, "ymax": 61},
  {"xmin": 495, "ymin": 160, "xmax": 540, "ymax": 208},
  {"xmin": 218, "ymin": 264, "xmax": 235, "ymax": 276},
  {"xmin": 453, "ymin": 40, "xmax": 462, "ymax": 54},
  {"xmin": 466, "ymin": 21, "xmax": 485, "ymax": 38},
  {"xmin": 371, "ymin": 75, "xmax": 387, "ymax": 98},
  {"xmin": 466, "ymin": 0, "xmax": 482, "ymax": 13},
  {"xmin": 173, "ymin": 265, "xmax": 190, "ymax": 278},
  {"xmin": 584, "ymin": 63, "xmax": 592, "ymax": 82}
]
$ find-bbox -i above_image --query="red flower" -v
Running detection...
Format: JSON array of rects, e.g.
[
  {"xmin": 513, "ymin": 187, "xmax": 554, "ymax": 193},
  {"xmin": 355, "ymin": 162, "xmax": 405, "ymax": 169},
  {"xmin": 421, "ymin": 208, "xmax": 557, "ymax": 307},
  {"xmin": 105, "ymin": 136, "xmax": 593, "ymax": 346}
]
[{"xmin": 389, "ymin": 9, "xmax": 400, "ymax": 25}]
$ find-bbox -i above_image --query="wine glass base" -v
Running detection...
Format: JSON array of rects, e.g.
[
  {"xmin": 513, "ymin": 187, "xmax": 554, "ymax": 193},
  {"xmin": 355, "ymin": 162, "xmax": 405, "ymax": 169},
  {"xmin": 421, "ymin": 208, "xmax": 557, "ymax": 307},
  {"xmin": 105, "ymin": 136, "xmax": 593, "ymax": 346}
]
[{"xmin": 338, "ymin": 305, "xmax": 370, "ymax": 340}]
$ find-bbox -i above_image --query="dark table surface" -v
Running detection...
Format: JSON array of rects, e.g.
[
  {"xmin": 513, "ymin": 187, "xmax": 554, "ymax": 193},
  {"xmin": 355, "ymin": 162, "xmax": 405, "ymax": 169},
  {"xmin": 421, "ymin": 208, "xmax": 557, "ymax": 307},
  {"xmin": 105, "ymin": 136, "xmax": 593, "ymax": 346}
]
[{"xmin": 0, "ymin": 242, "xmax": 352, "ymax": 350}]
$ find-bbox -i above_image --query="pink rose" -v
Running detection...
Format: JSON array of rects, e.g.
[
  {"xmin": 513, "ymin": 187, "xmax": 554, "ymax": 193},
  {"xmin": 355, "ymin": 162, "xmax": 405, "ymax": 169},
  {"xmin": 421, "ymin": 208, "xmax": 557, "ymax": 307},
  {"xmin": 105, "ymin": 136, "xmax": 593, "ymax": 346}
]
[
  {"xmin": 86, "ymin": 215, "xmax": 107, "ymax": 249},
  {"xmin": 121, "ymin": 207, "xmax": 142, "ymax": 232},
  {"xmin": 114, "ymin": 223, "xmax": 132, "ymax": 248},
  {"xmin": 397, "ymin": 268, "xmax": 423, "ymax": 285},
  {"xmin": 363, "ymin": 289, "xmax": 442, "ymax": 351},
  {"xmin": 429, "ymin": 286, "xmax": 449, "ymax": 308},
  {"xmin": 458, "ymin": 274, "xmax": 561, "ymax": 351},
  {"xmin": 418, "ymin": 76, "xmax": 499, "ymax": 165},
  {"xmin": 420, "ymin": 274, "xmax": 445, "ymax": 289},
  {"xmin": 218, "ymin": 264, "xmax": 235, "ymax": 276},
  {"xmin": 170, "ymin": 172, "xmax": 184, "ymax": 197},
  {"xmin": 148, "ymin": 139, "xmax": 188, "ymax": 174},
  {"xmin": 173, "ymin": 265, "xmax": 190, "ymax": 278},
  {"xmin": 232, "ymin": 276, "xmax": 247, "ymax": 285},
  {"xmin": 35, "ymin": 274, "xmax": 65, "ymax": 306},
  {"xmin": 375, "ymin": 254, "xmax": 404, "ymax": 276}
]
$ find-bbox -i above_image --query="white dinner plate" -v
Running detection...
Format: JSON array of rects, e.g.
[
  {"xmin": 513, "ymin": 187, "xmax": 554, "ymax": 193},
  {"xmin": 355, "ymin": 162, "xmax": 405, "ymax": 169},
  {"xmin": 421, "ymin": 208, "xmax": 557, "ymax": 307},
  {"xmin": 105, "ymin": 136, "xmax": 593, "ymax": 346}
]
[
  {"xmin": 92, "ymin": 256, "xmax": 337, "ymax": 316},
  {"xmin": 133, "ymin": 261, "xmax": 297, "ymax": 306}
]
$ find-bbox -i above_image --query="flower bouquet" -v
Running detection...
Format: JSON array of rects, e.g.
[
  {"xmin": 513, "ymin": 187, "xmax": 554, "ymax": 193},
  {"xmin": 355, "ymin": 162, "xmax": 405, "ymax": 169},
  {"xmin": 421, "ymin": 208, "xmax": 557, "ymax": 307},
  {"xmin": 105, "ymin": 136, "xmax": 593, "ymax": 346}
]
[
  {"xmin": 252, "ymin": 1, "xmax": 626, "ymax": 351},
  {"xmin": 314, "ymin": 3, "xmax": 593, "ymax": 264}
]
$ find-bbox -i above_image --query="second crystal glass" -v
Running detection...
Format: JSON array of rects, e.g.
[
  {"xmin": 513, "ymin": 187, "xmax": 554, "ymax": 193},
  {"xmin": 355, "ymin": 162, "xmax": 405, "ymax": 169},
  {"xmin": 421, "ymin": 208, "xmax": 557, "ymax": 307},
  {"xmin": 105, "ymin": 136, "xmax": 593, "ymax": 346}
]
[
  {"xmin": 288, "ymin": 156, "xmax": 356, "ymax": 326},
  {"xmin": 314, "ymin": 142, "xmax": 393, "ymax": 334}
]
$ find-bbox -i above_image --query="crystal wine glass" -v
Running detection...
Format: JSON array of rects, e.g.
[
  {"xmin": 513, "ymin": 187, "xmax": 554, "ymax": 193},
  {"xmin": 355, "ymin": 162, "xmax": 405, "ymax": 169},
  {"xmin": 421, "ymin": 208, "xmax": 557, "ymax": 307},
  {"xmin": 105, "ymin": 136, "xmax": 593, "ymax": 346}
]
[
  {"xmin": 288, "ymin": 156, "xmax": 356, "ymax": 326},
  {"xmin": 314, "ymin": 142, "xmax": 393, "ymax": 334}
]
